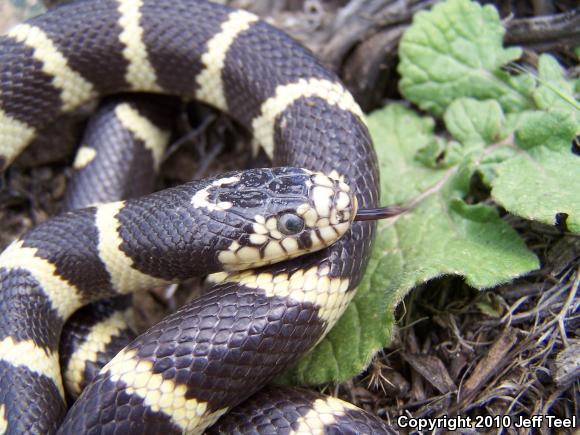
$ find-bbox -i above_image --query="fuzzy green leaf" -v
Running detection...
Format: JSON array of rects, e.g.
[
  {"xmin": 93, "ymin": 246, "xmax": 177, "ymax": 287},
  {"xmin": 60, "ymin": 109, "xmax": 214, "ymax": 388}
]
[
  {"xmin": 491, "ymin": 110, "xmax": 580, "ymax": 233},
  {"xmin": 278, "ymin": 105, "xmax": 539, "ymax": 385},
  {"xmin": 370, "ymin": 106, "xmax": 538, "ymax": 290},
  {"xmin": 444, "ymin": 99, "xmax": 505, "ymax": 149},
  {"xmin": 534, "ymin": 54, "xmax": 580, "ymax": 119},
  {"xmin": 398, "ymin": 0, "xmax": 533, "ymax": 116}
]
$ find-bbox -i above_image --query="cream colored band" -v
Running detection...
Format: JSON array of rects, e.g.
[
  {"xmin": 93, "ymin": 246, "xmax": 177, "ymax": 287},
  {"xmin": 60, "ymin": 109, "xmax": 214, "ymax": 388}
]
[
  {"xmin": 0, "ymin": 337, "xmax": 64, "ymax": 398},
  {"xmin": 0, "ymin": 240, "xmax": 83, "ymax": 319},
  {"xmin": 115, "ymin": 103, "xmax": 169, "ymax": 169},
  {"xmin": 95, "ymin": 201, "xmax": 169, "ymax": 293},
  {"xmin": 104, "ymin": 349, "xmax": 227, "ymax": 433},
  {"xmin": 7, "ymin": 24, "xmax": 96, "ymax": 111},
  {"xmin": 117, "ymin": 0, "xmax": 162, "ymax": 91},
  {"xmin": 196, "ymin": 10, "xmax": 259, "ymax": 110},
  {"xmin": 291, "ymin": 396, "xmax": 360, "ymax": 434},
  {"xmin": 64, "ymin": 309, "xmax": 132, "ymax": 397},
  {"xmin": 0, "ymin": 403, "xmax": 7, "ymax": 434},
  {"xmin": 0, "ymin": 110, "xmax": 36, "ymax": 168},
  {"xmin": 252, "ymin": 79, "xmax": 365, "ymax": 157}
]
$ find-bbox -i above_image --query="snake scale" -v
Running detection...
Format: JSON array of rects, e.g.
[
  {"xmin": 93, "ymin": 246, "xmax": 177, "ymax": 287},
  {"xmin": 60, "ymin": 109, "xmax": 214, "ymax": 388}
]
[{"xmin": 0, "ymin": 0, "xmax": 389, "ymax": 433}]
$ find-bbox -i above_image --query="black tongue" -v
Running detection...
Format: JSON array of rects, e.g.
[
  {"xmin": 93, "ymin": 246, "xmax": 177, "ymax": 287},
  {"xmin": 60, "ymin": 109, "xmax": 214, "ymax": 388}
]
[{"xmin": 354, "ymin": 205, "xmax": 408, "ymax": 221}]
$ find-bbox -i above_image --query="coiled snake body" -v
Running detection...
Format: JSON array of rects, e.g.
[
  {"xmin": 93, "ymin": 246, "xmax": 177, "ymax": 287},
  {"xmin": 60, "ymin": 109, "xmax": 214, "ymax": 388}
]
[{"xmin": 0, "ymin": 0, "xmax": 385, "ymax": 433}]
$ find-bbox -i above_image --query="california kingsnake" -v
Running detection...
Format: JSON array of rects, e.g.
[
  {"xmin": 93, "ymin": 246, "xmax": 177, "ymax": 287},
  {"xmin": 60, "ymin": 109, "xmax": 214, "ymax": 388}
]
[{"xmin": 0, "ymin": 0, "xmax": 386, "ymax": 433}]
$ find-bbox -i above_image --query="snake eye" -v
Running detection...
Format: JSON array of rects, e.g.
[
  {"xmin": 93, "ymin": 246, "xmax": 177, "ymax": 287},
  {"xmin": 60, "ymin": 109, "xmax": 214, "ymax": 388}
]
[{"xmin": 278, "ymin": 213, "xmax": 304, "ymax": 235}]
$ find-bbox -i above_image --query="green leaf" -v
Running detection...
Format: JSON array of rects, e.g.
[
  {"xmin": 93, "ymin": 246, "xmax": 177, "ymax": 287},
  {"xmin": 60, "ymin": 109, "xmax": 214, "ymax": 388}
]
[
  {"xmin": 416, "ymin": 138, "xmax": 464, "ymax": 168},
  {"xmin": 533, "ymin": 54, "xmax": 580, "ymax": 118},
  {"xmin": 475, "ymin": 292, "xmax": 504, "ymax": 318},
  {"xmin": 444, "ymin": 100, "xmax": 522, "ymax": 187},
  {"xmin": 279, "ymin": 105, "xmax": 539, "ymax": 385},
  {"xmin": 514, "ymin": 110, "xmax": 577, "ymax": 152},
  {"xmin": 398, "ymin": 0, "xmax": 533, "ymax": 116},
  {"xmin": 444, "ymin": 99, "xmax": 505, "ymax": 149},
  {"xmin": 491, "ymin": 110, "xmax": 580, "ymax": 233},
  {"xmin": 477, "ymin": 145, "xmax": 518, "ymax": 186}
]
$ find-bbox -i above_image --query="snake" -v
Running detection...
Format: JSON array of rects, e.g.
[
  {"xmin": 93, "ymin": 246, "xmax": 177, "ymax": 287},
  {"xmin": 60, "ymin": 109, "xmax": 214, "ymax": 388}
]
[{"xmin": 0, "ymin": 0, "xmax": 389, "ymax": 433}]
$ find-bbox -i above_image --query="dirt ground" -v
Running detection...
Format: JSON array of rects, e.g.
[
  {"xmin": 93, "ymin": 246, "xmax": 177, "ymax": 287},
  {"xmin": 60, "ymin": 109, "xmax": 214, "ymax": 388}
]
[{"xmin": 0, "ymin": 0, "xmax": 578, "ymax": 433}]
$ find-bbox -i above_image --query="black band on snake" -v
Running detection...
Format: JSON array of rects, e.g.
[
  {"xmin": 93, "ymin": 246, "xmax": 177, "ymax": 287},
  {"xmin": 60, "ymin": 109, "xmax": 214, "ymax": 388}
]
[
  {"xmin": 60, "ymin": 95, "xmax": 178, "ymax": 401},
  {"xmin": 0, "ymin": 0, "xmax": 387, "ymax": 433}
]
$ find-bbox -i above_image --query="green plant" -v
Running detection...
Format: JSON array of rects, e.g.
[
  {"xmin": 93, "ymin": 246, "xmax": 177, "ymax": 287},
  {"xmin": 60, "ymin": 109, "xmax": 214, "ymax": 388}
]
[{"xmin": 280, "ymin": 0, "xmax": 579, "ymax": 385}]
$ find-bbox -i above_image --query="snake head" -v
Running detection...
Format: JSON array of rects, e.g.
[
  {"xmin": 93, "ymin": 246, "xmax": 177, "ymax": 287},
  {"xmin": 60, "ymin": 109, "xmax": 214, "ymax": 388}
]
[{"xmin": 209, "ymin": 167, "xmax": 357, "ymax": 270}]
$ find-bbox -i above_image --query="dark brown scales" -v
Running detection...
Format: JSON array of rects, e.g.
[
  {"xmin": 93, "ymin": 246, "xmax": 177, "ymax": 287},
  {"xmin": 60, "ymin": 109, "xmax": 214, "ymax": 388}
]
[{"xmin": 0, "ymin": 0, "xmax": 380, "ymax": 432}]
